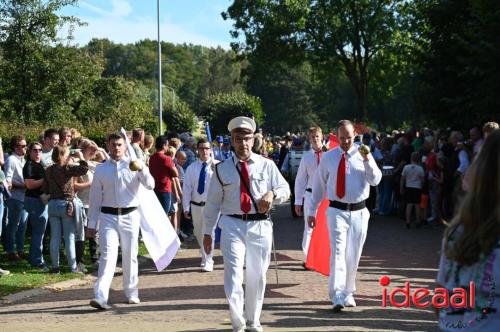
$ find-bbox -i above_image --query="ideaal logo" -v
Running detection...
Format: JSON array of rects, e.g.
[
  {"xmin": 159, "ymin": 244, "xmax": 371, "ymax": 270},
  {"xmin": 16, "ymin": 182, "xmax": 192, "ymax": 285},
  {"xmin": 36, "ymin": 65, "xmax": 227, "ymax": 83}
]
[{"xmin": 379, "ymin": 276, "xmax": 475, "ymax": 309}]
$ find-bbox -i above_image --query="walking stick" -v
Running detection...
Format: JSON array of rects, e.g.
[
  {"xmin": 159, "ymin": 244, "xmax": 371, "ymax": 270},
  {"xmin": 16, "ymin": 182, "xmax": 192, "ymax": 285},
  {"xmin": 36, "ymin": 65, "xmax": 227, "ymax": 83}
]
[{"xmin": 271, "ymin": 227, "xmax": 279, "ymax": 286}]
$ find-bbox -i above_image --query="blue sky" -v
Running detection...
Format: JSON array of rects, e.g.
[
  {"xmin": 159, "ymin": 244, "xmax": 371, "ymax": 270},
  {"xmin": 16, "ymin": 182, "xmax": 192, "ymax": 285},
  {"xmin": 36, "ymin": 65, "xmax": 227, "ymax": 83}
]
[{"xmin": 61, "ymin": 0, "xmax": 235, "ymax": 48}]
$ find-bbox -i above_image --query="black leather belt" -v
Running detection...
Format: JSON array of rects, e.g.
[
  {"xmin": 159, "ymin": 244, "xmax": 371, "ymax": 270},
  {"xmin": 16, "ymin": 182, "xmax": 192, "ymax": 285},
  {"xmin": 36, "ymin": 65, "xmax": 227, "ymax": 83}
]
[
  {"xmin": 101, "ymin": 206, "xmax": 137, "ymax": 215},
  {"xmin": 329, "ymin": 200, "xmax": 366, "ymax": 212},
  {"xmin": 228, "ymin": 213, "xmax": 269, "ymax": 221},
  {"xmin": 305, "ymin": 188, "xmax": 312, "ymax": 193},
  {"xmin": 190, "ymin": 201, "xmax": 206, "ymax": 207}
]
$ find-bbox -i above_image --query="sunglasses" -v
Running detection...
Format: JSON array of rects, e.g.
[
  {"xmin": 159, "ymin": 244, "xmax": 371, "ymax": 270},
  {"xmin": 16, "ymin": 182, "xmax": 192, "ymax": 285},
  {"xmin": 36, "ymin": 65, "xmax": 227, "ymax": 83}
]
[{"xmin": 31, "ymin": 148, "xmax": 42, "ymax": 152}]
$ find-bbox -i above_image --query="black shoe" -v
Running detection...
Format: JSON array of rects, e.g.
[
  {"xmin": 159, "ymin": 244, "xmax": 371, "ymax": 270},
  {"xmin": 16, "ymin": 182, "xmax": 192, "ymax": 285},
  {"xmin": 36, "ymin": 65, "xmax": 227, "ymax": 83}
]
[
  {"xmin": 405, "ymin": 223, "xmax": 410, "ymax": 229},
  {"xmin": 49, "ymin": 267, "xmax": 60, "ymax": 274}
]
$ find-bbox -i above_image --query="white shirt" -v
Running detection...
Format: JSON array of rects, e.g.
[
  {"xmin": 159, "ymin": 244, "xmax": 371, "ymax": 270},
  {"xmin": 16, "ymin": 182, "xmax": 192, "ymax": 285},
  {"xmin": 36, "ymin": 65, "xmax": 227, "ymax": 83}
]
[
  {"xmin": 203, "ymin": 153, "xmax": 290, "ymax": 234},
  {"xmin": 88, "ymin": 157, "xmax": 155, "ymax": 229},
  {"xmin": 401, "ymin": 164, "xmax": 425, "ymax": 189},
  {"xmin": 307, "ymin": 146, "xmax": 382, "ymax": 217},
  {"xmin": 41, "ymin": 149, "xmax": 54, "ymax": 169},
  {"xmin": 294, "ymin": 148, "xmax": 324, "ymax": 205},
  {"xmin": 4, "ymin": 153, "xmax": 26, "ymax": 202},
  {"xmin": 182, "ymin": 158, "xmax": 218, "ymax": 211},
  {"xmin": 457, "ymin": 149, "xmax": 470, "ymax": 174},
  {"xmin": 76, "ymin": 160, "xmax": 98, "ymax": 208}
]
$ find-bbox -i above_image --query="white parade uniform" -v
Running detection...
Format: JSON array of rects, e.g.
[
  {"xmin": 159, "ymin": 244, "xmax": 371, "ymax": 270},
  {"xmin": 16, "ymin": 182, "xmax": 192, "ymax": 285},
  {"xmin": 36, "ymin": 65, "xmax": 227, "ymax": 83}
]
[
  {"xmin": 88, "ymin": 157, "xmax": 155, "ymax": 304},
  {"xmin": 294, "ymin": 148, "xmax": 325, "ymax": 261},
  {"xmin": 204, "ymin": 153, "xmax": 290, "ymax": 331},
  {"xmin": 307, "ymin": 146, "xmax": 381, "ymax": 304},
  {"xmin": 182, "ymin": 158, "xmax": 218, "ymax": 270}
]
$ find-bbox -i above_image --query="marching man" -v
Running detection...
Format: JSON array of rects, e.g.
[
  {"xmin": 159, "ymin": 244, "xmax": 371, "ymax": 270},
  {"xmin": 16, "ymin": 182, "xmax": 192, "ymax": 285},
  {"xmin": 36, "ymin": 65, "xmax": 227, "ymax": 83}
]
[
  {"xmin": 294, "ymin": 126, "xmax": 327, "ymax": 264},
  {"xmin": 87, "ymin": 132, "xmax": 155, "ymax": 310},
  {"xmin": 203, "ymin": 116, "xmax": 290, "ymax": 332},
  {"xmin": 307, "ymin": 120, "xmax": 381, "ymax": 312},
  {"xmin": 182, "ymin": 138, "xmax": 219, "ymax": 272}
]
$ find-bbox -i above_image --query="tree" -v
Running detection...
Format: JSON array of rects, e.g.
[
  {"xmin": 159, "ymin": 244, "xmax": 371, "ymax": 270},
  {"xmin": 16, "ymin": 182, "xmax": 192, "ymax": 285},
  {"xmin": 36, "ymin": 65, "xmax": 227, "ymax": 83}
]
[
  {"xmin": 162, "ymin": 89, "xmax": 197, "ymax": 133},
  {"xmin": 246, "ymin": 62, "xmax": 319, "ymax": 134},
  {"xmin": 78, "ymin": 77, "xmax": 156, "ymax": 134},
  {"xmin": 200, "ymin": 91, "xmax": 263, "ymax": 135},
  {"xmin": 415, "ymin": 0, "xmax": 500, "ymax": 125},
  {"xmin": 0, "ymin": 0, "xmax": 103, "ymax": 123},
  {"xmin": 224, "ymin": 0, "xmax": 411, "ymax": 120}
]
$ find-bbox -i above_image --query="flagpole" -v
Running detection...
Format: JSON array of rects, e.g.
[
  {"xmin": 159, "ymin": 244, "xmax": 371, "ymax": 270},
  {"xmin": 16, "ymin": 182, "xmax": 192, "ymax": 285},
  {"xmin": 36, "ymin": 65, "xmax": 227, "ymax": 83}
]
[{"xmin": 157, "ymin": 0, "xmax": 163, "ymax": 135}]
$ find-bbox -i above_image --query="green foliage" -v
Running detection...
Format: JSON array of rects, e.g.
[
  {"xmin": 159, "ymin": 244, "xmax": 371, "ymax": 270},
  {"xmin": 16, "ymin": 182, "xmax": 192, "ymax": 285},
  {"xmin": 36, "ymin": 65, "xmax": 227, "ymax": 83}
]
[
  {"xmin": 200, "ymin": 91, "xmax": 263, "ymax": 135},
  {"xmin": 78, "ymin": 77, "xmax": 156, "ymax": 134},
  {"xmin": 162, "ymin": 90, "xmax": 198, "ymax": 134},
  {"xmin": 416, "ymin": 0, "xmax": 500, "ymax": 125},
  {"xmin": 85, "ymin": 39, "xmax": 244, "ymax": 113},
  {"xmin": 224, "ymin": 0, "xmax": 412, "ymax": 120},
  {"xmin": 0, "ymin": 0, "xmax": 104, "ymax": 123}
]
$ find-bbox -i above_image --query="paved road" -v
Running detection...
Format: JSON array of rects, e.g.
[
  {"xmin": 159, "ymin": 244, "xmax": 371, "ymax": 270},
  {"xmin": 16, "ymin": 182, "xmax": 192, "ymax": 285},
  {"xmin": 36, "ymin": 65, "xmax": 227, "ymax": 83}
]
[{"xmin": 0, "ymin": 203, "xmax": 443, "ymax": 332}]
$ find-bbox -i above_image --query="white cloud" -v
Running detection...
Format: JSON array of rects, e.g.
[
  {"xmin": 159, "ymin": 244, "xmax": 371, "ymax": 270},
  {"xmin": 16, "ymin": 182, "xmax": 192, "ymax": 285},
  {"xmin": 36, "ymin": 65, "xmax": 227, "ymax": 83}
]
[
  {"xmin": 68, "ymin": 15, "xmax": 230, "ymax": 48},
  {"xmin": 79, "ymin": 0, "xmax": 132, "ymax": 17}
]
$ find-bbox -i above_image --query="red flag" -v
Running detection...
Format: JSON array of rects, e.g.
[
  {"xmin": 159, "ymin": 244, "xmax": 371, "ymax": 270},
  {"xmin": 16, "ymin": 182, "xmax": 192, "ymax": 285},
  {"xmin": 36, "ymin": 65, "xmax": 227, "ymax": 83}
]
[{"xmin": 305, "ymin": 134, "xmax": 339, "ymax": 276}]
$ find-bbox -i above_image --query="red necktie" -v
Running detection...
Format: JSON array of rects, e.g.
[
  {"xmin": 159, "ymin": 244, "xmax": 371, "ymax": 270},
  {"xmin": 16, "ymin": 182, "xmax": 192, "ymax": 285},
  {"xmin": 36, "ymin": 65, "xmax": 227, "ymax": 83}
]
[
  {"xmin": 336, "ymin": 152, "xmax": 346, "ymax": 199},
  {"xmin": 315, "ymin": 150, "xmax": 322, "ymax": 165},
  {"xmin": 240, "ymin": 161, "xmax": 251, "ymax": 213}
]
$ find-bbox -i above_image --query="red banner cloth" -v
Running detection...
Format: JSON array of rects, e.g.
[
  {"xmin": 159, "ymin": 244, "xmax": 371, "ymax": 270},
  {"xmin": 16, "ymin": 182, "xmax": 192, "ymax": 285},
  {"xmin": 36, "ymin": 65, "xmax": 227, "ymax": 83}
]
[{"xmin": 305, "ymin": 134, "xmax": 339, "ymax": 276}]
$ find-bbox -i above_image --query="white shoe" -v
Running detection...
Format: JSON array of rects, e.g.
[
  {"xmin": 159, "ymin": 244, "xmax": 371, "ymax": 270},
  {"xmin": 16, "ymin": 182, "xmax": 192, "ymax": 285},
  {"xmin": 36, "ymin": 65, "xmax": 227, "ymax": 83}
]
[
  {"xmin": 202, "ymin": 262, "xmax": 213, "ymax": 272},
  {"xmin": 344, "ymin": 294, "xmax": 357, "ymax": 307},
  {"xmin": 0, "ymin": 268, "xmax": 10, "ymax": 277},
  {"xmin": 128, "ymin": 297, "xmax": 141, "ymax": 304},
  {"xmin": 333, "ymin": 294, "xmax": 345, "ymax": 313},
  {"xmin": 232, "ymin": 325, "xmax": 246, "ymax": 332},
  {"xmin": 90, "ymin": 298, "xmax": 111, "ymax": 310},
  {"xmin": 77, "ymin": 263, "xmax": 88, "ymax": 273},
  {"xmin": 247, "ymin": 323, "xmax": 264, "ymax": 332}
]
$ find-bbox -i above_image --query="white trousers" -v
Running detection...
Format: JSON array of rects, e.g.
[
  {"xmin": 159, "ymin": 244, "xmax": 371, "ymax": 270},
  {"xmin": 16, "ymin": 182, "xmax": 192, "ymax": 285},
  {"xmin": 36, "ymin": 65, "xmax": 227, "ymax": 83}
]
[
  {"xmin": 301, "ymin": 193, "xmax": 313, "ymax": 261},
  {"xmin": 191, "ymin": 204, "xmax": 214, "ymax": 267},
  {"xmin": 219, "ymin": 215, "xmax": 273, "ymax": 329},
  {"xmin": 327, "ymin": 207, "xmax": 369, "ymax": 302},
  {"xmin": 94, "ymin": 210, "xmax": 140, "ymax": 303}
]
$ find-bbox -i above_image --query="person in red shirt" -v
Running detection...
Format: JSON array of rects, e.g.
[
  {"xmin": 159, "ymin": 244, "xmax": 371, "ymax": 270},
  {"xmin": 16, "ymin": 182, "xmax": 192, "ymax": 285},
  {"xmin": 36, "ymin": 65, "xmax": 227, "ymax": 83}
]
[{"xmin": 149, "ymin": 136, "xmax": 179, "ymax": 229}]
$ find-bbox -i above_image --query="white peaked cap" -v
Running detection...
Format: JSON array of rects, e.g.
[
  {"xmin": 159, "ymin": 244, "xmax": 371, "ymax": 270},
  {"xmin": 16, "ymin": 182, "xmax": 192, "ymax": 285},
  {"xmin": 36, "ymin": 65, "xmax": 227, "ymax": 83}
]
[{"xmin": 227, "ymin": 116, "xmax": 256, "ymax": 133}]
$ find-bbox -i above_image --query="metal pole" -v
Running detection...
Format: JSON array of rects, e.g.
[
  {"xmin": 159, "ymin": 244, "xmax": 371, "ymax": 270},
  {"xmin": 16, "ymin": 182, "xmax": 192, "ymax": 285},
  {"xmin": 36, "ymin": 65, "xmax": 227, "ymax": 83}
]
[{"xmin": 157, "ymin": 0, "xmax": 163, "ymax": 135}]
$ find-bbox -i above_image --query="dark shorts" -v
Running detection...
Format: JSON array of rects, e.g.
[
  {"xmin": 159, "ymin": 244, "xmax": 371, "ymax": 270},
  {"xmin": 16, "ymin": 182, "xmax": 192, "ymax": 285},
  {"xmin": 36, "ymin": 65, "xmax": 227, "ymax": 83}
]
[
  {"xmin": 155, "ymin": 191, "xmax": 174, "ymax": 215},
  {"xmin": 405, "ymin": 187, "xmax": 422, "ymax": 204}
]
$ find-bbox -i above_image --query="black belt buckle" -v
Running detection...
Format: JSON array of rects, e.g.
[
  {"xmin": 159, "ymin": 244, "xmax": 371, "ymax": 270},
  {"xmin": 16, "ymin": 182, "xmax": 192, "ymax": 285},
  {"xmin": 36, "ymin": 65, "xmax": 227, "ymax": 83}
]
[
  {"xmin": 116, "ymin": 207, "xmax": 123, "ymax": 215},
  {"xmin": 345, "ymin": 203, "xmax": 351, "ymax": 212},
  {"xmin": 242, "ymin": 213, "xmax": 248, "ymax": 221}
]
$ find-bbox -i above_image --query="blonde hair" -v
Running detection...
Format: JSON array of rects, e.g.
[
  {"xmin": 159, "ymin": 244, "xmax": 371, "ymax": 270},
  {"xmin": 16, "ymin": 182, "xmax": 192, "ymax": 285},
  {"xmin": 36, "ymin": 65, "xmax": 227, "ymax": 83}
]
[
  {"xmin": 308, "ymin": 126, "xmax": 323, "ymax": 135},
  {"xmin": 166, "ymin": 146, "xmax": 177, "ymax": 157},
  {"xmin": 78, "ymin": 138, "xmax": 98, "ymax": 151},
  {"xmin": 445, "ymin": 130, "xmax": 500, "ymax": 265},
  {"xmin": 169, "ymin": 138, "xmax": 181, "ymax": 149}
]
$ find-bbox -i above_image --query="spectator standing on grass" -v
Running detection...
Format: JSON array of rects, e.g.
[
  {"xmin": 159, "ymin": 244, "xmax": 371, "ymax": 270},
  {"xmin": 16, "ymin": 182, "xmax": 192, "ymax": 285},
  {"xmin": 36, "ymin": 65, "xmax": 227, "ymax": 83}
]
[
  {"xmin": 4, "ymin": 135, "xmax": 29, "ymax": 262},
  {"xmin": 23, "ymin": 142, "xmax": 48, "ymax": 271},
  {"xmin": 43, "ymin": 145, "xmax": 88, "ymax": 273},
  {"xmin": 74, "ymin": 139, "xmax": 102, "ymax": 266},
  {"xmin": 0, "ymin": 136, "xmax": 10, "ymax": 277}
]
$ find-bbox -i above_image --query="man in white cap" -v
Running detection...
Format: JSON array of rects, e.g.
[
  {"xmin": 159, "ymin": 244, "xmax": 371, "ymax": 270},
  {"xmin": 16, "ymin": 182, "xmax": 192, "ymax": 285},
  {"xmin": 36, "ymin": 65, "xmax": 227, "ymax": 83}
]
[
  {"xmin": 182, "ymin": 137, "xmax": 218, "ymax": 272},
  {"xmin": 307, "ymin": 120, "xmax": 381, "ymax": 313},
  {"xmin": 203, "ymin": 116, "xmax": 290, "ymax": 332},
  {"xmin": 294, "ymin": 126, "xmax": 327, "ymax": 264}
]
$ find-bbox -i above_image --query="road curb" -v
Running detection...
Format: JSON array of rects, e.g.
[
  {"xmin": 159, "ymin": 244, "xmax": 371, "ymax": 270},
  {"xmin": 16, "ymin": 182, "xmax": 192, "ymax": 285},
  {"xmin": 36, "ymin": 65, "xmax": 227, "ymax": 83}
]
[{"xmin": 0, "ymin": 255, "xmax": 152, "ymax": 305}]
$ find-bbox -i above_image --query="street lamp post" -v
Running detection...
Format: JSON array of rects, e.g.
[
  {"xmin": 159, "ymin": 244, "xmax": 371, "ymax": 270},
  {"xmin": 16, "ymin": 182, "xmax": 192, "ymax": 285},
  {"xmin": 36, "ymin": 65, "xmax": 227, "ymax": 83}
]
[{"xmin": 157, "ymin": 0, "xmax": 163, "ymax": 135}]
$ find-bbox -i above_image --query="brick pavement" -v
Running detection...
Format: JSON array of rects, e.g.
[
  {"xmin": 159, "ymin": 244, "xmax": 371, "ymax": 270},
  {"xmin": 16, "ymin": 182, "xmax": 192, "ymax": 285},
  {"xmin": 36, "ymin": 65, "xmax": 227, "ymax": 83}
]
[{"xmin": 0, "ymin": 203, "xmax": 443, "ymax": 332}]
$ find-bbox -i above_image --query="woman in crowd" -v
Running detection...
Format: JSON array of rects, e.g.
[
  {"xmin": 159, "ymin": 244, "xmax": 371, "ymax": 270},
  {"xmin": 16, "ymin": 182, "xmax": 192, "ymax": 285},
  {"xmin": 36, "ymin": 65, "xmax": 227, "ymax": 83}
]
[
  {"xmin": 23, "ymin": 142, "xmax": 48, "ymax": 270},
  {"xmin": 436, "ymin": 129, "xmax": 500, "ymax": 330},
  {"xmin": 43, "ymin": 145, "xmax": 88, "ymax": 273},
  {"xmin": 74, "ymin": 139, "xmax": 102, "ymax": 268}
]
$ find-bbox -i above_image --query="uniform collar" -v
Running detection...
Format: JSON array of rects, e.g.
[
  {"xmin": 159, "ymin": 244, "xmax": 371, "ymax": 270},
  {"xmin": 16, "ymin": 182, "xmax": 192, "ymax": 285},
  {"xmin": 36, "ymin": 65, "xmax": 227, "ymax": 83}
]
[
  {"xmin": 234, "ymin": 152, "xmax": 257, "ymax": 164},
  {"xmin": 339, "ymin": 145, "xmax": 358, "ymax": 157}
]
